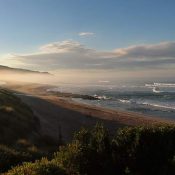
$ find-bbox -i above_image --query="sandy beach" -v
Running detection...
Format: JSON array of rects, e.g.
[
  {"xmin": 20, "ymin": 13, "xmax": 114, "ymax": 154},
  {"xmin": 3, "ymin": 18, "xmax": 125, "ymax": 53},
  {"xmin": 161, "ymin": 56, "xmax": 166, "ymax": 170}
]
[{"xmin": 4, "ymin": 82, "xmax": 175, "ymax": 142}]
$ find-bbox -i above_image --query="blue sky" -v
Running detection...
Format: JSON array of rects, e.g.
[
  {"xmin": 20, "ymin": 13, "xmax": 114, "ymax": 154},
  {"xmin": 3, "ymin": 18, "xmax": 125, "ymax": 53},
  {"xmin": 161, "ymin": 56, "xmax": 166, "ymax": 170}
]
[
  {"xmin": 0, "ymin": 0, "xmax": 175, "ymax": 53},
  {"xmin": 0, "ymin": 0, "xmax": 175, "ymax": 82}
]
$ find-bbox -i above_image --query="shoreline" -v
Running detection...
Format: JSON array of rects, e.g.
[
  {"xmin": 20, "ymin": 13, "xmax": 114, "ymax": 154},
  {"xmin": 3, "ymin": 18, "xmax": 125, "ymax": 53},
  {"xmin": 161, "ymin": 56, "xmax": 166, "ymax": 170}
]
[
  {"xmin": 4, "ymin": 82, "xmax": 175, "ymax": 124},
  {"xmin": 2, "ymin": 82, "xmax": 175, "ymax": 141},
  {"xmin": 40, "ymin": 95, "xmax": 174, "ymax": 125}
]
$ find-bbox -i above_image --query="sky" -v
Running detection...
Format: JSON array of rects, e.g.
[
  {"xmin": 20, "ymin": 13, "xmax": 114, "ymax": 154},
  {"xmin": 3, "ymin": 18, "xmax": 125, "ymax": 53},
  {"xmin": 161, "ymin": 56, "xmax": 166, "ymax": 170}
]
[{"xmin": 0, "ymin": 0, "xmax": 175, "ymax": 83}]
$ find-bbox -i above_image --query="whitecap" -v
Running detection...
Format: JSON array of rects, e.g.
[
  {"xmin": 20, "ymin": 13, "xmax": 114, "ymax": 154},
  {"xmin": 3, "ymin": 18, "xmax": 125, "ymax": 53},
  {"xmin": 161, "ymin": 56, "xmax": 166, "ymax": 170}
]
[
  {"xmin": 93, "ymin": 94, "xmax": 111, "ymax": 100},
  {"xmin": 118, "ymin": 99, "xmax": 131, "ymax": 104}
]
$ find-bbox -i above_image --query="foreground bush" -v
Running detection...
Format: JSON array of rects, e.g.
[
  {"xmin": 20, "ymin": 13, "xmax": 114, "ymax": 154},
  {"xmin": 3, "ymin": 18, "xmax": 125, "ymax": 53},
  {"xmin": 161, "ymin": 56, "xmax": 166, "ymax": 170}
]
[
  {"xmin": 54, "ymin": 124, "xmax": 112, "ymax": 175},
  {"xmin": 0, "ymin": 144, "xmax": 45, "ymax": 173},
  {"xmin": 0, "ymin": 145, "xmax": 32, "ymax": 173},
  {"xmin": 55, "ymin": 124, "xmax": 175, "ymax": 175},
  {"xmin": 4, "ymin": 158, "xmax": 66, "ymax": 175},
  {"xmin": 4, "ymin": 124, "xmax": 175, "ymax": 175},
  {"xmin": 113, "ymin": 125, "xmax": 175, "ymax": 175}
]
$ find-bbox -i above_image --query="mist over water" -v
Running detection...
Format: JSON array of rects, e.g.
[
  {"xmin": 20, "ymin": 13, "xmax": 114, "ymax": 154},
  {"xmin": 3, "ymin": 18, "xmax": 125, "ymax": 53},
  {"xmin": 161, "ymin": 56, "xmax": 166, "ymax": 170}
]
[
  {"xmin": 0, "ymin": 71, "xmax": 54, "ymax": 84},
  {"xmin": 1, "ymin": 70, "xmax": 175, "ymax": 121}
]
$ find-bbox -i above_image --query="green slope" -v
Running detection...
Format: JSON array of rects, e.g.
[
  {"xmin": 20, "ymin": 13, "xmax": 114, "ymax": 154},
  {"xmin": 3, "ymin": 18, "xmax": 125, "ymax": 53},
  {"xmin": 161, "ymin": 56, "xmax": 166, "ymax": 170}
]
[
  {"xmin": 0, "ymin": 89, "xmax": 39, "ymax": 144},
  {"xmin": 0, "ymin": 89, "xmax": 59, "ymax": 173}
]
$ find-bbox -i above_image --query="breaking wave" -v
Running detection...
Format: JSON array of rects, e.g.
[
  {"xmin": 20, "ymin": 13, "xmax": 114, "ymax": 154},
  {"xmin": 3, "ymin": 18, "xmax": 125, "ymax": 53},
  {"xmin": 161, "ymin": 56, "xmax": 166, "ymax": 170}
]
[
  {"xmin": 145, "ymin": 83, "xmax": 175, "ymax": 88},
  {"xmin": 93, "ymin": 94, "xmax": 111, "ymax": 100},
  {"xmin": 118, "ymin": 98, "xmax": 175, "ymax": 111},
  {"xmin": 118, "ymin": 99, "xmax": 131, "ymax": 103},
  {"xmin": 141, "ymin": 102, "xmax": 175, "ymax": 111}
]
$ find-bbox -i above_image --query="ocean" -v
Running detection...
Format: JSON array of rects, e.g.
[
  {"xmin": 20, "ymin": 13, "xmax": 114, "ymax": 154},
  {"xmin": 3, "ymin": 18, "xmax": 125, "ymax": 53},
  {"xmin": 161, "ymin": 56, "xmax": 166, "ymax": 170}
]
[{"xmin": 50, "ymin": 82, "xmax": 175, "ymax": 121}]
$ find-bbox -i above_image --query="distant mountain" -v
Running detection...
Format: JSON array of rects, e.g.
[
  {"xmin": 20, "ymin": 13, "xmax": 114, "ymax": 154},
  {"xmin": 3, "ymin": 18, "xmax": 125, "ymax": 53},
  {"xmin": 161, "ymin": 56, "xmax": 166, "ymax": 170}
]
[{"xmin": 0, "ymin": 65, "xmax": 50, "ymax": 75}]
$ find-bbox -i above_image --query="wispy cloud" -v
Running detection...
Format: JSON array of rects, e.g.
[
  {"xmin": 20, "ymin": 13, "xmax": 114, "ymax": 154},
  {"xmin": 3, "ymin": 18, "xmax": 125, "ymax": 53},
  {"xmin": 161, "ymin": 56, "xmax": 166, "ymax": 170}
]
[
  {"xmin": 39, "ymin": 40, "xmax": 94, "ymax": 54},
  {"xmin": 78, "ymin": 32, "xmax": 94, "ymax": 37},
  {"xmin": 1, "ymin": 40, "xmax": 175, "ymax": 74},
  {"xmin": 113, "ymin": 42, "xmax": 175, "ymax": 59}
]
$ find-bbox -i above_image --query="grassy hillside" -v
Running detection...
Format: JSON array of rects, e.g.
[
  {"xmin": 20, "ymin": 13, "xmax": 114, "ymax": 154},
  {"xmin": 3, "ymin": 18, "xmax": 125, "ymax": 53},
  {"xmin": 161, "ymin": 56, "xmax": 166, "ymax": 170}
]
[
  {"xmin": 0, "ymin": 89, "xmax": 59, "ymax": 173},
  {"xmin": 0, "ymin": 89, "xmax": 39, "ymax": 144}
]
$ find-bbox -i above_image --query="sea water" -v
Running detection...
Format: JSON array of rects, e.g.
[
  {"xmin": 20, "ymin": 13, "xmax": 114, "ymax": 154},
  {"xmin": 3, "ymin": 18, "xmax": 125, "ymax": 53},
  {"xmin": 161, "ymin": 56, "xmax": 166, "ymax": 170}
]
[{"xmin": 49, "ymin": 82, "xmax": 175, "ymax": 121}]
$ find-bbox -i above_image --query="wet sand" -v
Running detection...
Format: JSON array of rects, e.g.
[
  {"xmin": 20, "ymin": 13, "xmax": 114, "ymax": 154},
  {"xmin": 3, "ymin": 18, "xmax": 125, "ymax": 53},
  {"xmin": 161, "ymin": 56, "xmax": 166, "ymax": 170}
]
[{"xmin": 4, "ymin": 82, "xmax": 174, "ymax": 142}]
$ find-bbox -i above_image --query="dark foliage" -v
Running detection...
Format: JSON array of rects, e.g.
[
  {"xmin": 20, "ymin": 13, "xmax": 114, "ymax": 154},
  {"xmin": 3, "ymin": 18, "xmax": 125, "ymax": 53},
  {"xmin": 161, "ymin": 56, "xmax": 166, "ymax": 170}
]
[{"xmin": 2, "ymin": 123, "xmax": 175, "ymax": 175}]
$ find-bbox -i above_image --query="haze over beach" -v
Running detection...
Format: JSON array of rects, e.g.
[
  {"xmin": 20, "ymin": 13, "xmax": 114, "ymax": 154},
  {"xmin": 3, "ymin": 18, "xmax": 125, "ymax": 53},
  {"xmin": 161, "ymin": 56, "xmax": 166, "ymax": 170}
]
[{"xmin": 0, "ymin": 0, "xmax": 175, "ymax": 174}]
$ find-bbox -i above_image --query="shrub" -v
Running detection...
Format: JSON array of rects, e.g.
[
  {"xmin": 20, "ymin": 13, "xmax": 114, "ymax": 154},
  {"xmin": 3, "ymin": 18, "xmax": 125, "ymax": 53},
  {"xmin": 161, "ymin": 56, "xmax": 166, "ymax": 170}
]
[
  {"xmin": 0, "ymin": 144, "xmax": 32, "ymax": 173},
  {"xmin": 54, "ymin": 123, "xmax": 115, "ymax": 175},
  {"xmin": 4, "ymin": 158, "xmax": 65, "ymax": 175},
  {"xmin": 112, "ymin": 125, "xmax": 175, "ymax": 175},
  {"xmin": 4, "ymin": 124, "xmax": 175, "ymax": 175}
]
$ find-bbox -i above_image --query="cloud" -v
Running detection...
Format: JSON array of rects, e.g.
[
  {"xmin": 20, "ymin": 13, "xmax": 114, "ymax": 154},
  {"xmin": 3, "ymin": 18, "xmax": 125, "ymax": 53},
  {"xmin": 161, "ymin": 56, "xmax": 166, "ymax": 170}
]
[
  {"xmin": 78, "ymin": 32, "xmax": 94, "ymax": 37},
  {"xmin": 39, "ymin": 40, "xmax": 94, "ymax": 54},
  {"xmin": 113, "ymin": 41, "xmax": 175, "ymax": 59},
  {"xmin": 1, "ymin": 40, "xmax": 175, "ymax": 73}
]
